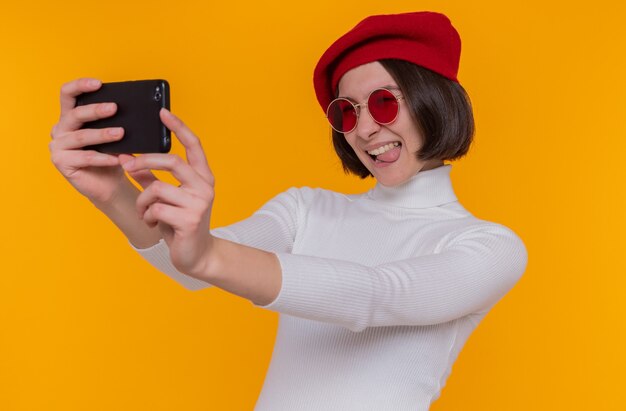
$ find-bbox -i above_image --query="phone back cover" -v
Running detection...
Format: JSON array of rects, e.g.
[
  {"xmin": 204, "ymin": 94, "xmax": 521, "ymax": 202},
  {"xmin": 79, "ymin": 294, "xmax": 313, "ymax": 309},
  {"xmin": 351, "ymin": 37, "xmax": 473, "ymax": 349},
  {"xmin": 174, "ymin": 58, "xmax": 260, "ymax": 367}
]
[{"xmin": 76, "ymin": 79, "xmax": 171, "ymax": 154}]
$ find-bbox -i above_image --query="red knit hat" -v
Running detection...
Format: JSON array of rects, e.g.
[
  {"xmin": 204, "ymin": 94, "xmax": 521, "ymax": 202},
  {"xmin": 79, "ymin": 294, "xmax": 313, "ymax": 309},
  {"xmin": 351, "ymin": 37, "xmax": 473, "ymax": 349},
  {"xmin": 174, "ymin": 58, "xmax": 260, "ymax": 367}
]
[{"xmin": 313, "ymin": 11, "xmax": 461, "ymax": 112}]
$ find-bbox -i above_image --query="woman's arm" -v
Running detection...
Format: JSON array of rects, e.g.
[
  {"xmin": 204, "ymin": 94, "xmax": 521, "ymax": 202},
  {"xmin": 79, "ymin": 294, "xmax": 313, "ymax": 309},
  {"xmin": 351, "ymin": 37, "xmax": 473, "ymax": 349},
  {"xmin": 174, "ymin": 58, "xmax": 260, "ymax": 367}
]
[
  {"xmin": 258, "ymin": 224, "xmax": 528, "ymax": 331},
  {"xmin": 182, "ymin": 222, "xmax": 526, "ymax": 330},
  {"xmin": 121, "ymin": 109, "xmax": 291, "ymax": 304},
  {"xmin": 135, "ymin": 213, "xmax": 526, "ymax": 331},
  {"xmin": 94, "ymin": 177, "xmax": 163, "ymax": 248},
  {"xmin": 131, "ymin": 187, "xmax": 301, "ymax": 292},
  {"xmin": 126, "ymin": 113, "xmax": 527, "ymax": 331}
]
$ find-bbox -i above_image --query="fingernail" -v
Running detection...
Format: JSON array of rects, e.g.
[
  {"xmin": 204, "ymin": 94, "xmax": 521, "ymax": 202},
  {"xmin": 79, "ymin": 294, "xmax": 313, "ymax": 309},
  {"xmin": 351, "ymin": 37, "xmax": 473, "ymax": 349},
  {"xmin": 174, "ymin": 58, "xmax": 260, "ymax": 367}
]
[
  {"xmin": 107, "ymin": 127, "xmax": 122, "ymax": 136},
  {"xmin": 103, "ymin": 103, "xmax": 115, "ymax": 112},
  {"xmin": 122, "ymin": 159, "xmax": 135, "ymax": 170},
  {"xmin": 89, "ymin": 79, "xmax": 101, "ymax": 87}
]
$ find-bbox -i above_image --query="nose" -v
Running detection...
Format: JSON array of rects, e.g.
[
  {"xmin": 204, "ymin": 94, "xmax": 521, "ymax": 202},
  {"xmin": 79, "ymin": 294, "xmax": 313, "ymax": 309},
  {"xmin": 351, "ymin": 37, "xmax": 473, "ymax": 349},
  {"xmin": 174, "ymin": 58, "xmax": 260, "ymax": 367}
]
[{"xmin": 354, "ymin": 105, "xmax": 381, "ymax": 140}]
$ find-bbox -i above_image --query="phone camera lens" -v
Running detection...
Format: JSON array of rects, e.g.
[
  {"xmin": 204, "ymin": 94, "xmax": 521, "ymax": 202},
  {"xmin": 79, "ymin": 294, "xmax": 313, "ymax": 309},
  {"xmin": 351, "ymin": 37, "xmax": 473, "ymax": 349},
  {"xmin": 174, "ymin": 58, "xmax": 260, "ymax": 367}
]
[{"xmin": 154, "ymin": 86, "xmax": 162, "ymax": 102}]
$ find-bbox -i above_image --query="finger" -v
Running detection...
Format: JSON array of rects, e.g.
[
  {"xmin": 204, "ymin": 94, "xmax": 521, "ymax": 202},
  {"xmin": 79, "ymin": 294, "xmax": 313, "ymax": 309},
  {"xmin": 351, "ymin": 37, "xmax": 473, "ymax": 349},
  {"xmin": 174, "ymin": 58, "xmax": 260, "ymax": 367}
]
[
  {"xmin": 60, "ymin": 78, "xmax": 103, "ymax": 116},
  {"xmin": 56, "ymin": 102, "xmax": 117, "ymax": 133},
  {"xmin": 51, "ymin": 127, "xmax": 124, "ymax": 150},
  {"xmin": 50, "ymin": 150, "xmax": 120, "ymax": 171},
  {"xmin": 127, "ymin": 169, "xmax": 159, "ymax": 190},
  {"xmin": 160, "ymin": 109, "xmax": 214, "ymax": 184},
  {"xmin": 143, "ymin": 202, "xmax": 204, "ymax": 230},
  {"xmin": 122, "ymin": 153, "xmax": 205, "ymax": 189},
  {"xmin": 118, "ymin": 154, "xmax": 135, "ymax": 164},
  {"xmin": 136, "ymin": 180, "xmax": 198, "ymax": 218},
  {"xmin": 142, "ymin": 203, "xmax": 176, "ymax": 228},
  {"xmin": 119, "ymin": 155, "xmax": 159, "ymax": 190},
  {"xmin": 117, "ymin": 154, "xmax": 157, "ymax": 190}
]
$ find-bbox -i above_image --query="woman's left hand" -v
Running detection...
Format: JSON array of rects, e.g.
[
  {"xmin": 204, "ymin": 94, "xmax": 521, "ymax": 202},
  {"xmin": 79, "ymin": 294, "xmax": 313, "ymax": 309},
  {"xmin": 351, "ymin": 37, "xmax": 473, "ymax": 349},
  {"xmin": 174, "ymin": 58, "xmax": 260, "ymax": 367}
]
[{"xmin": 121, "ymin": 108, "xmax": 216, "ymax": 279}]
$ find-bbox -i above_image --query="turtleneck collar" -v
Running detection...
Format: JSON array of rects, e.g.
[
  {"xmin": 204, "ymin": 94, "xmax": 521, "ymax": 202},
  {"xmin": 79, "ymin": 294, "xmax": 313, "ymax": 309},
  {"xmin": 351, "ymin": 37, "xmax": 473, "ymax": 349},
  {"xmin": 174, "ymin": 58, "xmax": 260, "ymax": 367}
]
[{"xmin": 364, "ymin": 164, "xmax": 458, "ymax": 208}]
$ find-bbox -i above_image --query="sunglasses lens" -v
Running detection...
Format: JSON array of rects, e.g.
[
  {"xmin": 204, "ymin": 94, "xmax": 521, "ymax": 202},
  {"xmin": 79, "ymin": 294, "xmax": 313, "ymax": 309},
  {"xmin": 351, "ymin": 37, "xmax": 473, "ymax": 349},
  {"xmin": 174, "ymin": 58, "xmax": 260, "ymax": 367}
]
[
  {"xmin": 368, "ymin": 89, "xmax": 399, "ymax": 124},
  {"xmin": 327, "ymin": 99, "xmax": 357, "ymax": 133}
]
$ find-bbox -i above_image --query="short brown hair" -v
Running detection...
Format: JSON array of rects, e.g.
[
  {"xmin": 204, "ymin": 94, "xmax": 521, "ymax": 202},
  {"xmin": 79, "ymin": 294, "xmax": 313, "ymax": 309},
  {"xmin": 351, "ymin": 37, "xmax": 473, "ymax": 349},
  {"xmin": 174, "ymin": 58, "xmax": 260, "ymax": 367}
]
[{"xmin": 331, "ymin": 59, "xmax": 475, "ymax": 178}]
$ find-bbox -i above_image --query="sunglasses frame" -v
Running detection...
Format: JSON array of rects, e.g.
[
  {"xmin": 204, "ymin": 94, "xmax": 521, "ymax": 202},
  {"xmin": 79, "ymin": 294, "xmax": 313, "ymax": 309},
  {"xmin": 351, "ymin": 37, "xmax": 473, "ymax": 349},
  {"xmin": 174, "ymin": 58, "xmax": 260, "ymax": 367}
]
[{"xmin": 325, "ymin": 87, "xmax": 405, "ymax": 134}]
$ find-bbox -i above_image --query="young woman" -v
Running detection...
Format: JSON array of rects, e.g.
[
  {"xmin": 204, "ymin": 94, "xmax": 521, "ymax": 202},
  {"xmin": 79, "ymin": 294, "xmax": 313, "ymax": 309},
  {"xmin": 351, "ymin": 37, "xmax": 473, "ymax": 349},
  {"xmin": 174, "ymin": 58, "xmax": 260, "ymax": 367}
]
[{"xmin": 50, "ymin": 11, "xmax": 528, "ymax": 411}]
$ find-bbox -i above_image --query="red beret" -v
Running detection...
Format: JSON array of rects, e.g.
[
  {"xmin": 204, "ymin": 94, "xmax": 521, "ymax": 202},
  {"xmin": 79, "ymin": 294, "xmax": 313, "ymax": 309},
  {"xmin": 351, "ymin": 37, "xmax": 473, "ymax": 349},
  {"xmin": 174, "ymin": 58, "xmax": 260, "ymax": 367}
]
[{"xmin": 313, "ymin": 11, "xmax": 462, "ymax": 112}]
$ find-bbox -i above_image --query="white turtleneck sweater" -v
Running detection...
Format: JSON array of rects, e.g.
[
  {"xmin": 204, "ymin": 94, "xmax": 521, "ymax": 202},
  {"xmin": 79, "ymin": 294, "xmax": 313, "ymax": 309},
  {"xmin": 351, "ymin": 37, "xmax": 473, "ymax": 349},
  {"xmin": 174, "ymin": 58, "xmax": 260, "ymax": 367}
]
[{"xmin": 131, "ymin": 164, "xmax": 528, "ymax": 410}]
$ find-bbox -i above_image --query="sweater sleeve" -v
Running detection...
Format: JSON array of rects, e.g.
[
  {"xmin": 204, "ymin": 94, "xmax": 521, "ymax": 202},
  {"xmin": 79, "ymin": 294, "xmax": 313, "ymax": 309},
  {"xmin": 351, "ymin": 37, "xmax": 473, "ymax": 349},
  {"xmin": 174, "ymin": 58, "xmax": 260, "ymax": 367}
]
[
  {"xmin": 256, "ymin": 223, "xmax": 528, "ymax": 332},
  {"xmin": 129, "ymin": 187, "xmax": 300, "ymax": 290}
]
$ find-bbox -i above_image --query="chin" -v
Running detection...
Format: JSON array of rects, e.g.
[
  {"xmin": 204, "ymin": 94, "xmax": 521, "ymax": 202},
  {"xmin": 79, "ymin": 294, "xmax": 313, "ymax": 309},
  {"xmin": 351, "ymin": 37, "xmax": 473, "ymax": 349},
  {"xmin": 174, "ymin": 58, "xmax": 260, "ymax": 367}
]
[{"xmin": 361, "ymin": 150, "xmax": 426, "ymax": 187}]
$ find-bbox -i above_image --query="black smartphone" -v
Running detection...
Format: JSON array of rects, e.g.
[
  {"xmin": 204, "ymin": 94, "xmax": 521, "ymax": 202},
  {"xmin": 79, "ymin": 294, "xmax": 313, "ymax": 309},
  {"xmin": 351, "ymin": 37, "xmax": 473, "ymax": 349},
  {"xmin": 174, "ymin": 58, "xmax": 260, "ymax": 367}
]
[{"xmin": 76, "ymin": 79, "xmax": 171, "ymax": 154}]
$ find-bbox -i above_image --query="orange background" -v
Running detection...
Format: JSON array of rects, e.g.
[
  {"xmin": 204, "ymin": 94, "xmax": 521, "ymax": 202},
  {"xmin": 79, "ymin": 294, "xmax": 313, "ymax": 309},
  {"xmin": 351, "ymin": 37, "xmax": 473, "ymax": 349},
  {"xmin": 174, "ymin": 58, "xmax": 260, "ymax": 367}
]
[{"xmin": 1, "ymin": 0, "xmax": 625, "ymax": 409}]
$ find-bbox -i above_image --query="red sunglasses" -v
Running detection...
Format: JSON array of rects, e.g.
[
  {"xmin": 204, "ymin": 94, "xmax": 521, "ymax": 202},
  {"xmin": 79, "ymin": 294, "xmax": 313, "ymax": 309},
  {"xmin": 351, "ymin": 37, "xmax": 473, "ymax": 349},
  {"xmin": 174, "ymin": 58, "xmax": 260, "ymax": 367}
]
[{"xmin": 325, "ymin": 87, "xmax": 404, "ymax": 134}]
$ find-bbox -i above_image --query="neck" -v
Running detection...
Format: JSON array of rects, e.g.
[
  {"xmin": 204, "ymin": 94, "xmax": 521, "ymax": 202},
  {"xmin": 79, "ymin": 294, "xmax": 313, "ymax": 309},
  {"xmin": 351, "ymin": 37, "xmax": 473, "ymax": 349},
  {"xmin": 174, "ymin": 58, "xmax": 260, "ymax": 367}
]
[{"xmin": 366, "ymin": 164, "xmax": 458, "ymax": 208}]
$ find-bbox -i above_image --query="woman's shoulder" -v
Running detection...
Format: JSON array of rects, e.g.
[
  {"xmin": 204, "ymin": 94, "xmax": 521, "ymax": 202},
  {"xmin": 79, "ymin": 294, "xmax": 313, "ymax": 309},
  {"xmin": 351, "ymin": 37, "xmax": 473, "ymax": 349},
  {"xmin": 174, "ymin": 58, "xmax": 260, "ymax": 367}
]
[
  {"xmin": 276, "ymin": 185, "xmax": 359, "ymax": 204},
  {"xmin": 440, "ymin": 216, "xmax": 528, "ymax": 262},
  {"xmin": 435, "ymin": 202, "xmax": 525, "ymax": 239}
]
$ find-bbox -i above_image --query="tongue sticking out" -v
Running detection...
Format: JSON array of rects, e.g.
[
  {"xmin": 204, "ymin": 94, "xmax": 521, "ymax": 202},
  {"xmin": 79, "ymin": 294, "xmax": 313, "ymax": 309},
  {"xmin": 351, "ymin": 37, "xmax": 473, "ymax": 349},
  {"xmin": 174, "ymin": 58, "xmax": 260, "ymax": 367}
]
[{"xmin": 376, "ymin": 146, "xmax": 402, "ymax": 163}]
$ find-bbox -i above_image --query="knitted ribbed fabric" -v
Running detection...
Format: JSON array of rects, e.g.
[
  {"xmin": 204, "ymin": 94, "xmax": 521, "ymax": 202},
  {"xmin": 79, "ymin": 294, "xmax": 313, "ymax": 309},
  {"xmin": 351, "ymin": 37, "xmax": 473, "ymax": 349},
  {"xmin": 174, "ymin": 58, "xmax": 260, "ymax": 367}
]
[{"xmin": 131, "ymin": 164, "xmax": 528, "ymax": 410}]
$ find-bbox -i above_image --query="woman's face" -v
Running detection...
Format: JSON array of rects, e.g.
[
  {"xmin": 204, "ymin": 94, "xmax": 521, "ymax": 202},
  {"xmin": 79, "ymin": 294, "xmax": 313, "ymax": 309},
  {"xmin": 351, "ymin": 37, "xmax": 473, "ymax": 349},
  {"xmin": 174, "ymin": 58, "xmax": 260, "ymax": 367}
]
[{"xmin": 337, "ymin": 61, "xmax": 443, "ymax": 187}]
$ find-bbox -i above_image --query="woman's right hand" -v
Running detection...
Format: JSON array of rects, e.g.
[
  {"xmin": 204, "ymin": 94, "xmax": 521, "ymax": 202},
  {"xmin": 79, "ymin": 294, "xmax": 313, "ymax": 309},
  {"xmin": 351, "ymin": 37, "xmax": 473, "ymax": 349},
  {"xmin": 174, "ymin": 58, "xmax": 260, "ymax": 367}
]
[{"xmin": 49, "ymin": 78, "xmax": 131, "ymax": 207}]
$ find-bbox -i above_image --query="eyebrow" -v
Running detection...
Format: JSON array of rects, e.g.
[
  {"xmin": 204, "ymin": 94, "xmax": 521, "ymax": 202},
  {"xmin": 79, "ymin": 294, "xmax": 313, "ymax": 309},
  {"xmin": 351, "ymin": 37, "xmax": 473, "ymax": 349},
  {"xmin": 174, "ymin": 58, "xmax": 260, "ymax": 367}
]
[{"xmin": 337, "ymin": 85, "xmax": 401, "ymax": 100}]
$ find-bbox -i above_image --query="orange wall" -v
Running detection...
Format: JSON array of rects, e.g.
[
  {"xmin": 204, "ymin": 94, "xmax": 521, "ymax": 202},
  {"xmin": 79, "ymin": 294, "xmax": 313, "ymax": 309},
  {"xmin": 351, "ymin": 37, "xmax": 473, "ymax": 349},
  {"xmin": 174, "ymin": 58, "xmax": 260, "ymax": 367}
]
[{"xmin": 1, "ymin": 0, "xmax": 624, "ymax": 409}]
